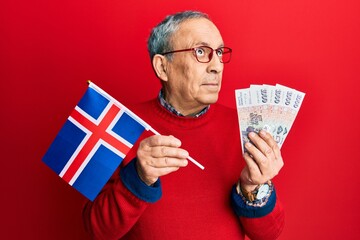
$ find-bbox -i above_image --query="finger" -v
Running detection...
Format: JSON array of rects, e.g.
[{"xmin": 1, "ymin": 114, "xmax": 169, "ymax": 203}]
[
  {"xmin": 141, "ymin": 157, "xmax": 188, "ymax": 182},
  {"xmin": 244, "ymin": 141, "xmax": 268, "ymax": 167},
  {"xmin": 248, "ymin": 132, "xmax": 275, "ymax": 159},
  {"xmin": 157, "ymin": 157, "xmax": 188, "ymax": 168},
  {"xmin": 147, "ymin": 135, "xmax": 182, "ymax": 148},
  {"xmin": 147, "ymin": 157, "xmax": 188, "ymax": 168},
  {"xmin": 151, "ymin": 145, "xmax": 189, "ymax": 159},
  {"xmin": 243, "ymin": 151, "xmax": 262, "ymax": 181},
  {"xmin": 258, "ymin": 130, "xmax": 281, "ymax": 158},
  {"xmin": 259, "ymin": 131, "xmax": 284, "ymax": 174}
]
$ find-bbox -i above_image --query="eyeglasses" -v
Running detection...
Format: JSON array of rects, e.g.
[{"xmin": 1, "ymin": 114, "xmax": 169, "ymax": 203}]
[{"xmin": 162, "ymin": 46, "xmax": 232, "ymax": 63}]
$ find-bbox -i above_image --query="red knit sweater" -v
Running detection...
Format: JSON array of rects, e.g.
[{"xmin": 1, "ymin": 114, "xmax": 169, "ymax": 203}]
[{"xmin": 83, "ymin": 99, "xmax": 285, "ymax": 240}]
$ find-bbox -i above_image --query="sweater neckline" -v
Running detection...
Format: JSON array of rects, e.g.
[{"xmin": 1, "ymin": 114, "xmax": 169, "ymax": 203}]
[{"xmin": 150, "ymin": 99, "xmax": 216, "ymax": 129}]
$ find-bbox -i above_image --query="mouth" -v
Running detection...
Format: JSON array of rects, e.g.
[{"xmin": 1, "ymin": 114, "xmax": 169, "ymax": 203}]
[
  {"xmin": 201, "ymin": 81, "xmax": 219, "ymax": 86},
  {"xmin": 201, "ymin": 82, "xmax": 220, "ymax": 92}
]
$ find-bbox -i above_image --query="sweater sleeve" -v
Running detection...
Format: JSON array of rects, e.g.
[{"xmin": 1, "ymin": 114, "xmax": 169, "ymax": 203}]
[
  {"xmin": 82, "ymin": 159, "xmax": 162, "ymax": 239},
  {"xmin": 231, "ymin": 186, "xmax": 285, "ymax": 240}
]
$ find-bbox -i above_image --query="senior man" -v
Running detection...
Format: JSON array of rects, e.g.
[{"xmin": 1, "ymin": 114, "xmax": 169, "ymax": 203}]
[{"xmin": 83, "ymin": 10, "xmax": 285, "ymax": 240}]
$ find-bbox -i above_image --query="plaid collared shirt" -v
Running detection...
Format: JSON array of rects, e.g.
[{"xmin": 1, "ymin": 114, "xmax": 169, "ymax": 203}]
[{"xmin": 158, "ymin": 90, "xmax": 209, "ymax": 117}]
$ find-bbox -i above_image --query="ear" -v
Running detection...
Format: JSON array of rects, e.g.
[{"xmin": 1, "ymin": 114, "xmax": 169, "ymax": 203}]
[{"xmin": 152, "ymin": 54, "xmax": 169, "ymax": 81}]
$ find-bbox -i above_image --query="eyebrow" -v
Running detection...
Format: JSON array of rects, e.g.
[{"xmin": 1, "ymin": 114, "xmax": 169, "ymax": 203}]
[{"xmin": 194, "ymin": 42, "xmax": 225, "ymax": 48}]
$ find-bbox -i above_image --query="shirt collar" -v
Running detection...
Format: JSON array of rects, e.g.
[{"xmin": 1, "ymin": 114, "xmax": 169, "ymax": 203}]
[{"xmin": 158, "ymin": 89, "xmax": 209, "ymax": 118}]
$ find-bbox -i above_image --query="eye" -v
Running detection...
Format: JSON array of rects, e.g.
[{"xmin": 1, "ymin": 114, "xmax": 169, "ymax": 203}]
[
  {"xmin": 194, "ymin": 47, "xmax": 206, "ymax": 57},
  {"xmin": 215, "ymin": 48, "xmax": 224, "ymax": 57}
]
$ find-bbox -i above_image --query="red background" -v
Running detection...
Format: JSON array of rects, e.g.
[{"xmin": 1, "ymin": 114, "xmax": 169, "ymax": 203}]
[{"xmin": 1, "ymin": 0, "xmax": 360, "ymax": 239}]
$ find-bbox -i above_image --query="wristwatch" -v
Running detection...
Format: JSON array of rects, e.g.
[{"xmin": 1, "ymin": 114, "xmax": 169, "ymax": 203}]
[{"xmin": 238, "ymin": 181, "xmax": 272, "ymax": 202}]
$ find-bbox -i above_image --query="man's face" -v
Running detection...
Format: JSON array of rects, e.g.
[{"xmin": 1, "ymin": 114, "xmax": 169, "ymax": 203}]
[{"xmin": 163, "ymin": 18, "xmax": 225, "ymax": 116}]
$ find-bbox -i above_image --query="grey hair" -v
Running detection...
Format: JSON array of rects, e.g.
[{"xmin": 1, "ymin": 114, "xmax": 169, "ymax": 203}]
[{"xmin": 147, "ymin": 10, "xmax": 210, "ymax": 60}]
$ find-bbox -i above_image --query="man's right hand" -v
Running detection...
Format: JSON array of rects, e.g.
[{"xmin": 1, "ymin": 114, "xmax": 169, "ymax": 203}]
[{"xmin": 135, "ymin": 135, "xmax": 189, "ymax": 186}]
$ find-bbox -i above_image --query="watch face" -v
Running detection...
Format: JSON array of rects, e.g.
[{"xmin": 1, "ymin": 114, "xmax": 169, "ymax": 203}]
[{"xmin": 256, "ymin": 184, "xmax": 270, "ymax": 200}]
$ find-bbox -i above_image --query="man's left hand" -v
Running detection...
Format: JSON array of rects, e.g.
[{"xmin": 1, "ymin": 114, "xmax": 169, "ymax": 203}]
[{"xmin": 239, "ymin": 130, "xmax": 284, "ymax": 192}]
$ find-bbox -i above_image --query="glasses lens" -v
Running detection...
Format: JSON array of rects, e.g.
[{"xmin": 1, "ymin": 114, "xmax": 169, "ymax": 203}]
[
  {"xmin": 194, "ymin": 46, "xmax": 212, "ymax": 63},
  {"xmin": 219, "ymin": 47, "xmax": 232, "ymax": 63}
]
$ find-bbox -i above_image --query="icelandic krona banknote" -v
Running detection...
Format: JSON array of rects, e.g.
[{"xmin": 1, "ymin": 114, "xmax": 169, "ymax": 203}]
[{"xmin": 235, "ymin": 84, "xmax": 305, "ymax": 154}]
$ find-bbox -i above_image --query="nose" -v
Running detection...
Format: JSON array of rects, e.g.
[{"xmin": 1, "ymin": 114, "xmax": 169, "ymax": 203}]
[{"xmin": 207, "ymin": 51, "xmax": 223, "ymax": 74}]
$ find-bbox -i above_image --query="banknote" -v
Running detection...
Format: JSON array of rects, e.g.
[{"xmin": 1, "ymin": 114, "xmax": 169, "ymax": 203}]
[
  {"xmin": 236, "ymin": 87, "xmax": 270, "ymax": 153},
  {"xmin": 271, "ymin": 84, "xmax": 305, "ymax": 147},
  {"xmin": 235, "ymin": 84, "xmax": 305, "ymax": 154}
]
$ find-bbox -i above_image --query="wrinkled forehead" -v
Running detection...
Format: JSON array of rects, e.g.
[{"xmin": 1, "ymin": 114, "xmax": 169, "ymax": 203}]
[{"xmin": 170, "ymin": 18, "xmax": 224, "ymax": 49}]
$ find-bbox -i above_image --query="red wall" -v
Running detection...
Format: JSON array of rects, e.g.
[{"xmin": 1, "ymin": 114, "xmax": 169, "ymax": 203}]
[{"xmin": 2, "ymin": 0, "xmax": 360, "ymax": 239}]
